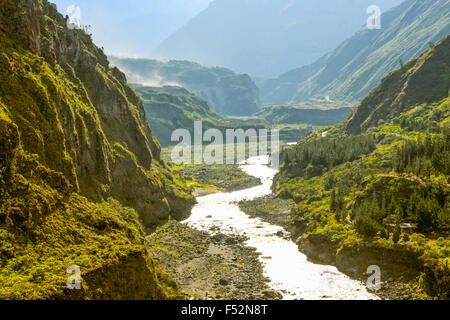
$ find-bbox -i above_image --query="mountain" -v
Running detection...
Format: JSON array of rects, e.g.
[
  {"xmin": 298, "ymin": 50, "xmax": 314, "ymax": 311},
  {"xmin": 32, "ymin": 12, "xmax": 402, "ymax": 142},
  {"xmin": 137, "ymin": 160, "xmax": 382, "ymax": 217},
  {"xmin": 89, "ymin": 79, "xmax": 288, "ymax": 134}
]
[
  {"xmin": 154, "ymin": 0, "xmax": 403, "ymax": 77},
  {"xmin": 109, "ymin": 57, "xmax": 260, "ymax": 116},
  {"xmin": 0, "ymin": 0, "xmax": 194, "ymax": 299},
  {"xmin": 273, "ymin": 35, "xmax": 450, "ymax": 298},
  {"xmin": 257, "ymin": 105, "xmax": 352, "ymax": 127},
  {"xmin": 134, "ymin": 85, "xmax": 268, "ymax": 147},
  {"xmin": 261, "ymin": 0, "xmax": 450, "ymax": 105},
  {"xmin": 50, "ymin": 0, "xmax": 213, "ymax": 57},
  {"xmin": 345, "ymin": 33, "xmax": 450, "ymax": 134}
]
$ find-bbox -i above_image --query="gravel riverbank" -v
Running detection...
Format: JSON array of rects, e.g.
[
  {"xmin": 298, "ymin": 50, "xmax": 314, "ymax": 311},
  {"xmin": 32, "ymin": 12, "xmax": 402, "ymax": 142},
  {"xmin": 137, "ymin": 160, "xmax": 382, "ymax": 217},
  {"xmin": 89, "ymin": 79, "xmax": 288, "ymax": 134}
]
[{"xmin": 146, "ymin": 221, "xmax": 282, "ymax": 300}]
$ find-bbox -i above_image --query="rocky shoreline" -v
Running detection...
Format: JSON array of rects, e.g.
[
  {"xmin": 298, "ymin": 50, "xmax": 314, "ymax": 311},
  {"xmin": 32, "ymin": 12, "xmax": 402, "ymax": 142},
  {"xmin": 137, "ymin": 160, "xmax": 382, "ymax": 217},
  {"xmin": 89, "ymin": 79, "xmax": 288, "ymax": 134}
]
[
  {"xmin": 146, "ymin": 221, "xmax": 282, "ymax": 300},
  {"xmin": 238, "ymin": 196, "xmax": 425, "ymax": 300},
  {"xmin": 297, "ymin": 233, "xmax": 424, "ymax": 300}
]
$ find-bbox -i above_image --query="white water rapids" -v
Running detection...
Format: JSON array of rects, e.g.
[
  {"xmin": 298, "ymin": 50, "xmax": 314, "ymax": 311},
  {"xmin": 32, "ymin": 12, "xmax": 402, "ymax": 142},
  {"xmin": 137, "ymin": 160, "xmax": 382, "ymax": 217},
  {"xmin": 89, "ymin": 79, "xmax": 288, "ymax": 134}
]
[{"xmin": 184, "ymin": 156, "xmax": 378, "ymax": 300}]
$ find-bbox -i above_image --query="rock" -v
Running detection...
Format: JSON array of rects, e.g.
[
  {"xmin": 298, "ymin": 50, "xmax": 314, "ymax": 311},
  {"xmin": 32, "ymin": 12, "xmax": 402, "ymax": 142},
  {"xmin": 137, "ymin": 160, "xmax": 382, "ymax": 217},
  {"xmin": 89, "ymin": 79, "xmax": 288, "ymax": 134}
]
[
  {"xmin": 219, "ymin": 278, "xmax": 230, "ymax": 286},
  {"xmin": 225, "ymin": 237, "xmax": 238, "ymax": 245},
  {"xmin": 212, "ymin": 234, "xmax": 225, "ymax": 242},
  {"xmin": 262, "ymin": 290, "xmax": 283, "ymax": 299}
]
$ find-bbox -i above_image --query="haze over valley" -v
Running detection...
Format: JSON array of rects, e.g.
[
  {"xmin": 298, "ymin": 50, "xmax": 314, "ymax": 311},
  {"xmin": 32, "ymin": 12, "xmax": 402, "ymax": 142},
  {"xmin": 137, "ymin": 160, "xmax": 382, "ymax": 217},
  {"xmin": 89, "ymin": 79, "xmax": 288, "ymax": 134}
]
[{"xmin": 0, "ymin": 0, "xmax": 448, "ymax": 302}]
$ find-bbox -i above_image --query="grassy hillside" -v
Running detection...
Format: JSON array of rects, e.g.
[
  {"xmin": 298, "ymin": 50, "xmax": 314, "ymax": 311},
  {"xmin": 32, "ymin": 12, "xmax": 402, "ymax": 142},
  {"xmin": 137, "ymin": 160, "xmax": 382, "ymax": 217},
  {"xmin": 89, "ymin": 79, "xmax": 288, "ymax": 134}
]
[
  {"xmin": 261, "ymin": 0, "xmax": 450, "ymax": 105},
  {"xmin": 109, "ymin": 57, "xmax": 260, "ymax": 116},
  {"xmin": 134, "ymin": 85, "xmax": 267, "ymax": 147},
  {"xmin": 273, "ymin": 35, "xmax": 450, "ymax": 299},
  {"xmin": 346, "ymin": 33, "xmax": 450, "ymax": 134},
  {"xmin": 257, "ymin": 105, "xmax": 353, "ymax": 127},
  {"xmin": 0, "ymin": 0, "xmax": 193, "ymax": 299}
]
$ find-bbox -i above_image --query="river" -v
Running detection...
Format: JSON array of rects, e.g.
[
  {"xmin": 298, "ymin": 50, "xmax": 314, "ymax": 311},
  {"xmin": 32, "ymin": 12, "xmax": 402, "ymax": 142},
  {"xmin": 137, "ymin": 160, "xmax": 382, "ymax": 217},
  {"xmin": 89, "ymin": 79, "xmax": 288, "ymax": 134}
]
[{"xmin": 184, "ymin": 156, "xmax": 378, "ymax": 300}]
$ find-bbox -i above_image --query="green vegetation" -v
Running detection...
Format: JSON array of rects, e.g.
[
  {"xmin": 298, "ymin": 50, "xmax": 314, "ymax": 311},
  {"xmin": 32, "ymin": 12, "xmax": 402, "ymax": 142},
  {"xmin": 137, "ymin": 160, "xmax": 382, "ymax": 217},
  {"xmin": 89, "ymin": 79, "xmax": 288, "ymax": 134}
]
[
  {"xmin": 134, "ymin": 85, "xmax": 266, "ymax": 147},
  {"xmin": 273, "ymin": 123, "xmax": 315, "ymax": 144},
  {"xmin": 0, "ymin": 121, "xmax": 183, "ymax": 299},
  {"xmin": 134, "ymin": 84, "xmax": 322, "ymax": 148},
  {"xmin": 273, "ymin": 35, "xmax": 450, "ymax": 299},
  {"xmin": 109, "ymin": 57, "xmax": 260, "ymax": 116},
  {"xmin": 160, "ymin": 145, "xmax": 262, "ymax": 192},
  {"xmin": 0, "ymin": 0, "xmax": 193, "ymax": 299},
  {"xmin": 172, "ymin": 164, "xmax": 261, "ymax": 193},
  {"xmin": 282, "ymin": 134, "xmax": 376, "ymax": 179},
  {"xmin": 257, "ymin": 105, "xmax": 352, "ymax": 127},
  {"xmin": 392, "ymin": 128, "xmax": 450, "ymax": 177},
  {"xmin": 260, "ymin": 0, "xmax": 450, "ymax": 105},
  {"xmin": 238, "ymin": 195, "xmax": 293, "ymax": 229}
]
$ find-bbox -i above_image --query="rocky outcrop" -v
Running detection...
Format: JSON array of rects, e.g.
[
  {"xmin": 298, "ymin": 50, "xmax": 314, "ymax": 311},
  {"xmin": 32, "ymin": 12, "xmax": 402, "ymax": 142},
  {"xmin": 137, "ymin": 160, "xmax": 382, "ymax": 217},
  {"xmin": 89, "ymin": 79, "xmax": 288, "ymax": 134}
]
[
  {"xmin": 0, "ymin": 0, "xmax": 194, "ymax": 227},
  {"xmin": 297, "ymin": 234, "xmax": 339, "ymax": 266},
  {"xmin": 335, "ymin": 244, "xmax": 423, "ymax": 281},
  {"xmin": 295, "ymin": 232, "xmax": 450, "ymax": 299},
  {"xmin": 423, "ymin": 262, "xmax": 450, "ymax": 299},
  {"xmin": 59, "ymin": 249, "xmax": 176, "ymax": 300},
  {"xmin": 0, "ymin": 0, "xmax": 193, "ymax": 299}
]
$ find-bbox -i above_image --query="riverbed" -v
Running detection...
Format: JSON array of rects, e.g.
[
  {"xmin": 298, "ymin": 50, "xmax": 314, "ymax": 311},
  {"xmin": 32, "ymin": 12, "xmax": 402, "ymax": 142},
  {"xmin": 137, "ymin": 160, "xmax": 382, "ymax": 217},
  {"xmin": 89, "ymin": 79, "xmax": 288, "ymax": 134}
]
[{"xmin": 184, "ymin": 156, "xmax": 378, "ymax": 300}]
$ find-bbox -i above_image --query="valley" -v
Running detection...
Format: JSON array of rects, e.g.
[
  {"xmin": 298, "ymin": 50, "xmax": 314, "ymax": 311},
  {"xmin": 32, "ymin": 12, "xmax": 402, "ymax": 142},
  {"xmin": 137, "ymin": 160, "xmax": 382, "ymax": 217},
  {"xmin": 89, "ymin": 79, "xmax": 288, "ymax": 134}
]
[
  {"xmin": 0, "ymin": 0, "xmax": 448, "ymax": 302},
  {"xmin": 158, "ymin": 156, "xmax": 379, "ymax": 300}
]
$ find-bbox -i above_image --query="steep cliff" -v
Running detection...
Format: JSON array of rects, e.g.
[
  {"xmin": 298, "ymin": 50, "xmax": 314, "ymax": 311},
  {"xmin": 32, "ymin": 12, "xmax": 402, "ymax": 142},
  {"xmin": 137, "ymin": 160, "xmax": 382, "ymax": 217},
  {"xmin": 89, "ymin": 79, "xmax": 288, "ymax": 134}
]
[
  {"xmin": 0, "ymin": 0, "xmax": 194, "ymax": 299},
  {"xmin": 0, "ymin": 0, "xmax": 194, "ymax": 227}
]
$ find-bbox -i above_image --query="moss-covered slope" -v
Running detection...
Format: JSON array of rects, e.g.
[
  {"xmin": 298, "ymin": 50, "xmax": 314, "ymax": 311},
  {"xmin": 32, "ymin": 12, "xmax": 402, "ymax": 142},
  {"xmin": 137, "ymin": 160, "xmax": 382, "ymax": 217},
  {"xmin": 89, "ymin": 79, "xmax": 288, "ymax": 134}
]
[
  {"xmin": 346, "ymin": 35, "xmax": 450, "ymax": 134},
  {"xmin": 0, "ymin": 0, "xmax": 194, "ymax": 227},
  {"xmin": 273, "ymin": 35, "xmax": 450, "ymax": 299},
  {"xmin": 0, "ymin": 0, "xmax": 193, "ymax": 299}
]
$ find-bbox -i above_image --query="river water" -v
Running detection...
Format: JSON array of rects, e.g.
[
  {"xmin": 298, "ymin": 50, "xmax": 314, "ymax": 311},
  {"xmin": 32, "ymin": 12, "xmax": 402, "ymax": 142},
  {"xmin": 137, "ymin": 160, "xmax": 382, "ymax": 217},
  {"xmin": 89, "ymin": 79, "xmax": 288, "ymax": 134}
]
[{"xmin": 184, "ymin": 156, "xmax": 378, "ymax": 300}]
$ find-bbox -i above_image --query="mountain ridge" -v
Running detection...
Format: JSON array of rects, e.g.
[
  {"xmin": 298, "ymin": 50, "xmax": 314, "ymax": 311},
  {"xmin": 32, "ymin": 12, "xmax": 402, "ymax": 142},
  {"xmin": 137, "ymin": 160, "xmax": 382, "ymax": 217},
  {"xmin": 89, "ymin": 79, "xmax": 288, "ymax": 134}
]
[
  {"xmin": 110, "ymin": 57, "xmax": 260, "ymax": 116},
  {"xmin": 260, "ymin": 0, "xmax": 450, "ymax": 105},
  {"xmin": 154, "ymin": 0, "xmax": 403, "ymax": 77}
]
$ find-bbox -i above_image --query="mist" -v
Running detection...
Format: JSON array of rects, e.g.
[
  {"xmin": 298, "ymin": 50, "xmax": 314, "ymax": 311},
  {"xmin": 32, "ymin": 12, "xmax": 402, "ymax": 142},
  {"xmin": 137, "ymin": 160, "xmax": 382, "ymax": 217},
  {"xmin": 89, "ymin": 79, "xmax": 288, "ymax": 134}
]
[{"xmin": 51, "ymin": 0, "xmax": 213, "ymax": 57}]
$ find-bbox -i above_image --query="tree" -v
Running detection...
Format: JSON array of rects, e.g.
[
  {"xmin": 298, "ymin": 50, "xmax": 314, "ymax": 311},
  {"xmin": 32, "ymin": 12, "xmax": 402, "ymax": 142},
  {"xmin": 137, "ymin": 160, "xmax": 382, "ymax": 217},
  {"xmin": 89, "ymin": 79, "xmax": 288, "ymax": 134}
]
[
  {"xmin": 330, "ymin": 189, "xmax": 337, "ymax": 212},
  {"xmin": 393, "ymin": 226, "xmax": 401, "ymax": 244},
  {"xmin": 380, "ymin": 228, "xmax": 389, "ymax": 240},
  {"xmin": 402, "ymin": 233, "xmax": 410, "ymax": 242}
]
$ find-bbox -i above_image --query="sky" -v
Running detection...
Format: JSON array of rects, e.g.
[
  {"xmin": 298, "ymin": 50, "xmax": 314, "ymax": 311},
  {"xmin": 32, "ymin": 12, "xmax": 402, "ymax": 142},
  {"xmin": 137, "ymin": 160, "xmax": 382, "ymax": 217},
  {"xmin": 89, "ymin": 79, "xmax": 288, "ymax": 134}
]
[{"xmin": 51, "ymin": 0, "xmax": 213, "ymax": 57}]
